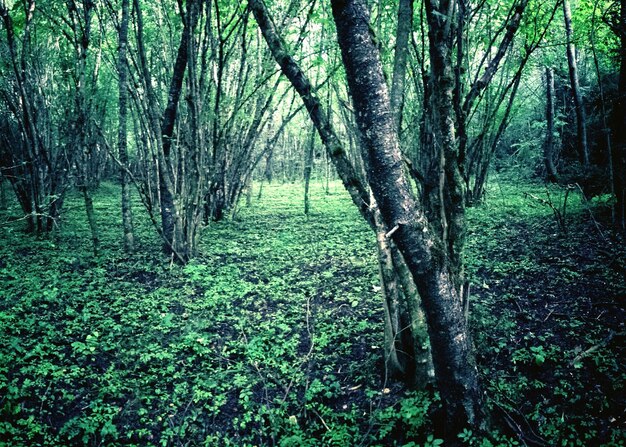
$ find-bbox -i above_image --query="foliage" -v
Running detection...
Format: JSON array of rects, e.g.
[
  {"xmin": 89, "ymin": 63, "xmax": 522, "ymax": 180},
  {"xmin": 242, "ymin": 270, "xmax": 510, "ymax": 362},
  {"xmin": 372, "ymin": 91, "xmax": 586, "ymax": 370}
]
[{"xmin": 0, "ymin": 178, "xmax": 624, "ymax": 445}]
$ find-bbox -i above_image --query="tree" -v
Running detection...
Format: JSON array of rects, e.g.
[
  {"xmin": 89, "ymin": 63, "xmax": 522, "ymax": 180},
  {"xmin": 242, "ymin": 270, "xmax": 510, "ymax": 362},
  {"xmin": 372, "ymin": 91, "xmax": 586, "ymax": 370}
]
[
  {"xmin": 563, "ymin": 0, "xmax": 590, "ymax": 166},
  {"xmin": 118, "ymin": 0, "xmax": 134, "ymax": 253},
  {"xmin": 0, "ymin": 0, "xmax": 69, "ymax": 233},
  {"xmin": 250, "ymin": 0, "xmax": 433, "ymax": 388},
  {"xmin": 545, "ymin": 67, "xmax": 558, "ymax": 182},
  {"xmin": 331, "ymin": 0, "xmax": 484, "ymax": 437}
]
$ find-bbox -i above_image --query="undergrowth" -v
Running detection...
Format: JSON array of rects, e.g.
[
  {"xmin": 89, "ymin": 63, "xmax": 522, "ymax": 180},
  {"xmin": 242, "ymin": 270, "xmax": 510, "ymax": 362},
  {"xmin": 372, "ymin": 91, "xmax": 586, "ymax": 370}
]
[{"xmin": 0, "ymin": 178, "xmax": 624, "ymax": 446}]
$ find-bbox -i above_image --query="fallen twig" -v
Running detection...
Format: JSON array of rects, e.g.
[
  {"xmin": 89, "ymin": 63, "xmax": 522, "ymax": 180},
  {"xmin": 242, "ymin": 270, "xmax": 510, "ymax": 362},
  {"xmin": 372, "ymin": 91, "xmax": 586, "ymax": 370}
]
[{"xmin": 569, "ymin": 331, "xmax": 618, "ymax": 367}]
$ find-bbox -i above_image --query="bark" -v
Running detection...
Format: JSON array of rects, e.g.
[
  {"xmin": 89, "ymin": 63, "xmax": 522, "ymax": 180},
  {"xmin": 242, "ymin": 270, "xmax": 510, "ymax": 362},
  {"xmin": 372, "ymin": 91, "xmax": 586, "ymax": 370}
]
[
  {"xmin": 373, "ymin": 194, "xmax": 407, "ymax": 377},
  {"xmin": 118, "ymin": 0, "xmax": 135, "ymax": 253},
  {"xmin": 331, "ymin": 0, "xmax": 483, "ymax": 437},
  {"xmin": 563, "ymin": 0, "xmax": 590, "ymax": 166},
  {"xmin": 545, "ymin": 67, "xmax": 558, "ymax": 183},
  {"xmin": 424, "ymin": 0, "xmax": 467, "ymax": 285}
]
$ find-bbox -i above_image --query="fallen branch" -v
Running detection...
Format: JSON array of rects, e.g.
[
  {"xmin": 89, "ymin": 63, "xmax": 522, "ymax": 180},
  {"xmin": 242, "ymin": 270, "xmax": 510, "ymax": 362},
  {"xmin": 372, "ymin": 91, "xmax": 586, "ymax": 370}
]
[{"xmin": 569, "ymin": 331, "xmax": 618, "ymax": 367}]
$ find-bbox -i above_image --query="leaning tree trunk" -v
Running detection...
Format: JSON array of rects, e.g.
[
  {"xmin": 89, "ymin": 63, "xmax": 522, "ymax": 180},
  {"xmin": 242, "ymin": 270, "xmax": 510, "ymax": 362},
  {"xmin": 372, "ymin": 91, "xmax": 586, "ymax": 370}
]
[
  {"xmin": 331, "ymin": 0, "xmax": 483, "ymax": 438},
  {"xmin": 563, "ymin": 0, "xmax": 590, "ymax": 166},
  {"xmin": 545, "ymin": 67, "xmax": 558, "ymax": 183},
  {"xmin": 249, "ymin": 0, "xmax": 433, "ymax": 388}
]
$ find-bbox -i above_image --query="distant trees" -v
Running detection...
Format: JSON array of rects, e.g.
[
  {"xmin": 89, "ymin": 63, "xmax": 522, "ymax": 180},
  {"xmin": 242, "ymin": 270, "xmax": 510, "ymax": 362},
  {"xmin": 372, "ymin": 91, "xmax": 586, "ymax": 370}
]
[{"xmin": 0, "ymin": 0, "xmax": 69, "ymax": 233}]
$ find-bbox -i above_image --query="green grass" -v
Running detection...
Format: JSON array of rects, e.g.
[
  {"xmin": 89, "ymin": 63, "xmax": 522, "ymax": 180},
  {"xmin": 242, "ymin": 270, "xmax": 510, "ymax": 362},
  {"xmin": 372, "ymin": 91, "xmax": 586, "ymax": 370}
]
[{"xmin": 0, "ymin": 178, "xmax": 624, "ymax": 446}]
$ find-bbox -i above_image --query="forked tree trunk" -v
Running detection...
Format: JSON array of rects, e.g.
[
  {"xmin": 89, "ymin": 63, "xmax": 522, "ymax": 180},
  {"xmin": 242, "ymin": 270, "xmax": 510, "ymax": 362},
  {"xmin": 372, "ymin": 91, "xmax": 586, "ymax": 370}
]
[
  {"xmin": 374, "ymin": 199, "xmax": 433, "ymax": 386},
  {"xmin": 563, "ymin": 0, "xmax": 590, "ymax": 166},
  {"xmin": 545, "ymin": 67, "xmax": 558, "ymax": 183},
  {"xmin": 331, "ymin": 0, "xmax": 483, "ymax": 437}
]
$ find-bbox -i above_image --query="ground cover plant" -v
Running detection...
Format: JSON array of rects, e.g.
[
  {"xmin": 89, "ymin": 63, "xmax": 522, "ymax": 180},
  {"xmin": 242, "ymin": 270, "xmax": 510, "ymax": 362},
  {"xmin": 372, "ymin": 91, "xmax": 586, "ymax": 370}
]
[{"xmin": 0, "ymin": 178, "xmax": 624, "ymax": 446}]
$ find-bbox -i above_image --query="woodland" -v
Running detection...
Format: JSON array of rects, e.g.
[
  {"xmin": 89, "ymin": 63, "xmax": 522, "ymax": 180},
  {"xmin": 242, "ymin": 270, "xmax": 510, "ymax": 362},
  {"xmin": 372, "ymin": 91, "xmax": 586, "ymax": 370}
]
[{"xmin": 0, "ymin": 0, "xmax": 625, "ymax": 445}]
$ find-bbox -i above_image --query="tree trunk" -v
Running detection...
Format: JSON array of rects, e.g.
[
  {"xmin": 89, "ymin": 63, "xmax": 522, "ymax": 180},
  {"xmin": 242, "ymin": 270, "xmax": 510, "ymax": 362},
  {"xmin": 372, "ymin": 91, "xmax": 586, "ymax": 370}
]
[
  {"xmin": 563, "ymin": 0, "xmax": 590, "ymax": 166},
  {"xmin": 304, "ymin": 127, "xmax": 315, "ymax": 215},
  {"xmin": 545, "ymin": 67, "xmax": 558, "ymax": 183},
  {"xmin": 74, "ymin": 0, "xmax": 99, "ymax": 257},
  {"xmin": 118, "ymin": 0, "xmax": 135, "ymax": 253},
  {"xmin": 390, "ymin": 0, "xmax": 413, "ymax": 132},
  {"xmin": 331, "ymin": 0, "xmax": 483, "ymax": 438},
  {"xmin": 250, "ymin": 0, "xmax": 433, "ymax": 389},
  {"xmin": 0, "ymin": 175, "xmax": 7, "ymax": 211},
  {"xmin": 81, "ymin": 186, "xmax": 100, "ymax": 256},
  {"xmin": 249, "ymin": 0, "xmax": 371, "ymax": 223},
  {"xmin": 613, "ymin": 0, "xmax": 626, "ymax": 229},
  {"xmin": 425, "ymin": 0, "xmax": 467, "ymax": 286},
  {"xmin": 159, "ymin": 13, "xmax": 193, "ymax": 256}
]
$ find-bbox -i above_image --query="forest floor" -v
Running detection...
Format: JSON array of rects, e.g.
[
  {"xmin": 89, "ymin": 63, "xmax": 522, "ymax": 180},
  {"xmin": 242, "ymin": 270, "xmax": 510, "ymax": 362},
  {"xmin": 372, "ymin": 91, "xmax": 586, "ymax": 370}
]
[{"xmin": 0, "ymin": 178, "xmax": 624, "ymax": 447}]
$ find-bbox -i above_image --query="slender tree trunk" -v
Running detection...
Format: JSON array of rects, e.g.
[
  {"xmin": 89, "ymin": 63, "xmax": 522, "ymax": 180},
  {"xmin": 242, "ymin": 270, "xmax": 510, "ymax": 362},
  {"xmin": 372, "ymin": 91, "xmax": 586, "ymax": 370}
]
[
  {"xmin": 331, "ymin": 0, "xmax": 483, "ymax": 438},
  {"xmin": 545, "ymin": 67, "xmax": 558, "ymax": 183},
  {"xmin": 563, "ymin": 0, "xmax": 590, "ymax": 165},
  {"xmin": 75, "ymin": 0, "xmax": 99, "ymax": 256},
  {"xmin": 158, "ymin": 0, "xmax": 201, "ymax": 261},
  {"xmin": 373, "ymin": 194, "xmax": 407, "ymax": 377},
  {"xmin": 390, "ymin": 0, "xmax": 413, "ymax": 132},
  {"xmin": 249, "ymin": 0, "xmax": 371, "ymax": 222},
  {"xmin": 118, "ymin": 0, "xmax": 134, "ymax": 253},
  {"xmin": 81, "ymin": 187, "xmax": 100, "ymax": 256},
  {"xmin": 304, "ymin": 127, "xmax": 315, "ymax": 215}
]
